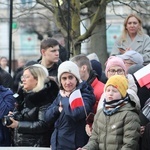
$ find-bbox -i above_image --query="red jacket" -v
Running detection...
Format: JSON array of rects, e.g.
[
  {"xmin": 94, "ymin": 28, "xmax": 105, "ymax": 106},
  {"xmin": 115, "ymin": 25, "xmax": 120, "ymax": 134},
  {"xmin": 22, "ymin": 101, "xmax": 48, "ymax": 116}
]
[{"xmin": 91, "ymin": 77, "xmax": 104, "ymax": 114}]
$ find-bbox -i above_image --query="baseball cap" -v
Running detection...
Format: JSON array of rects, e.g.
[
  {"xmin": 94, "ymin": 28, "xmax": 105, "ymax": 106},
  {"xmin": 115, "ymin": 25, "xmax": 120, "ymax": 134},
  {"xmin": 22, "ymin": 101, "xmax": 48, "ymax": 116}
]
[{"xmin": 118, "ymin": 50, "xmax": 144, "ymax": 65}]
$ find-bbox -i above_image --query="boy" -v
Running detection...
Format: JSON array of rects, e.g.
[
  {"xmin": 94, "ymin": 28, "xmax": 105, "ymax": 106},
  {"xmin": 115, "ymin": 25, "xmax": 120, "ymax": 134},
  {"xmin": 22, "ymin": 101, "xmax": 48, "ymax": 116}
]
[{"xmin": 78, "ymin": 75, "xmax": 140, "ymax": 150}]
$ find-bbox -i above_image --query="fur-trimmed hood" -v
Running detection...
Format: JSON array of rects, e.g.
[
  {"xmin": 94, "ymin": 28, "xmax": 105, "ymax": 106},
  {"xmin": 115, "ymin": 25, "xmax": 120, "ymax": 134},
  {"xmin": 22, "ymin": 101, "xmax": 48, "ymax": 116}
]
[{"xmin": 17, "ymin": 80, "xmax": 59, "ymax": 109}]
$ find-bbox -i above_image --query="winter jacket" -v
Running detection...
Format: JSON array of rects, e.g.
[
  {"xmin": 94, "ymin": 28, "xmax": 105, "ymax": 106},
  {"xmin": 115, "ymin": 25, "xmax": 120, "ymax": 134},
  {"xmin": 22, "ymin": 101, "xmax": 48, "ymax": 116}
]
[
  {"xmin": 37, "ymin": 59, "xmax": 60, "ymax": 77},
  {"xmin": 45, "ymin": 81, "xmax": 96, "ymax": 150},
  {"xmin": 142, "ymin": 122, "xmax": 150, "ymax": 150},
  {"xmin": 0, "ymin": 85, "xmax": 15, "ymax": 146},
  {"xmin": 87, "ymin": 70, "xmax": 104, "ymax": 113},
  {"xmin": 83, "ymin": 101, "xmax": 140, "ymax": 150},
  {"xmin": 12, "ymin": 80, "xmax": 59, "ymax": 147},
  {"xmin": 111, "ymin": 33, "xmax": 150, "ymax": 64}
]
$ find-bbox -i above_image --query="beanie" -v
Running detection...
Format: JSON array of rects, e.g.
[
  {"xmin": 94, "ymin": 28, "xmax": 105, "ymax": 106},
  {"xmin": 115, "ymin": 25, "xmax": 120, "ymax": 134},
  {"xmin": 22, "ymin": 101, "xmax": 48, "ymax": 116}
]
[
  {"xmin": 105, "ymin": 75, "xmax": 128, "ymax": 98},
  {"xmin": 91, "ymin": 60, "xmax": 102, "ymax": 78},
  {"xmin": 57, "ymin": 61, "xmax": 81, "ymax": 84},
  {"xmin": 105, "ymin": 56, "xmax": 126, "ymax": 76},
  {"xmin": 87, "ymin": 53, "xmax": 100, "ymax": 62}
]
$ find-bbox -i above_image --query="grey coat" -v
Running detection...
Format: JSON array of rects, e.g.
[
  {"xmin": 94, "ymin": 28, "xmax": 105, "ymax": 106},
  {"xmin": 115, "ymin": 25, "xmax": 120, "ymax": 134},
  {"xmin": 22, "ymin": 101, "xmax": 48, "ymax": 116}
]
[{"xmin": 111, "ymin": 33, "xmax": 150, "ymax": 64}]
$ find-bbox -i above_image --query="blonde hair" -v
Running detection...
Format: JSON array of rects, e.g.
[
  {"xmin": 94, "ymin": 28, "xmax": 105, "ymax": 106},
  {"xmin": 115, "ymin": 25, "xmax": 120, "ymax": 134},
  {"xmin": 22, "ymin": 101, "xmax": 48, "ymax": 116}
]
[
  {"xmin": 120, "ymin": 14, "xmax": 144, "ymax": 42},
  {"xmin": 23, "ymin": 65, "xmax": 48, "ymax": 92}
]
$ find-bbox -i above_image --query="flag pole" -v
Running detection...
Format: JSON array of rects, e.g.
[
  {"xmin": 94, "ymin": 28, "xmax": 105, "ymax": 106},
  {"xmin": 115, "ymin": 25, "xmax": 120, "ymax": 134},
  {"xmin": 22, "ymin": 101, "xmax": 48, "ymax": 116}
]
[{"xmin": 81, "ymin": 98, "xmax": 88, "ymax": 117}]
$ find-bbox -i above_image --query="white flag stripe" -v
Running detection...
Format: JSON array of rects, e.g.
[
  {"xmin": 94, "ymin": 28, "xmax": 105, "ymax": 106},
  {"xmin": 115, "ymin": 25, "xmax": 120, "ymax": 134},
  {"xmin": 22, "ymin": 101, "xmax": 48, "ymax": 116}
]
[
  {"xmin": 134, "ymin": 64, "xmax": 150, "ymax": 80},
  {"xmin": 69, "ymin": 89, "xmax": 82, "ymax": 103}
]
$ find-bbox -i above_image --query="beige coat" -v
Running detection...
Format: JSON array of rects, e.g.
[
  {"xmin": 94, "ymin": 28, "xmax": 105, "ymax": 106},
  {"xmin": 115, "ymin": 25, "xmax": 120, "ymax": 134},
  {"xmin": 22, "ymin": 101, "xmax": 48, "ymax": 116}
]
[{"xmin": 111, "ymin": 33, "xmax": 150, "ymax": 64}]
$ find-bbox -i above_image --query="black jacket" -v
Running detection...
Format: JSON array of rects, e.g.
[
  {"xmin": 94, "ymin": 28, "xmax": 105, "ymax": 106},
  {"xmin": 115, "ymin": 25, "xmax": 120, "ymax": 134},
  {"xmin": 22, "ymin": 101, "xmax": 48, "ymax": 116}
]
[{"xmin": 13, "ymin": 80, "xmax": 59, "ymax": 147}]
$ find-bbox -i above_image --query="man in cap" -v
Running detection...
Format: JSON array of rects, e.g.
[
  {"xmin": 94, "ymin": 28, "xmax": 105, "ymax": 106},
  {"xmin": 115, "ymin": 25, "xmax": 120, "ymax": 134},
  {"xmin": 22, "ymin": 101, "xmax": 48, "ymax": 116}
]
[{"xmin": 118, "ymin": 50, "xmax": 144, "ymax": 71}]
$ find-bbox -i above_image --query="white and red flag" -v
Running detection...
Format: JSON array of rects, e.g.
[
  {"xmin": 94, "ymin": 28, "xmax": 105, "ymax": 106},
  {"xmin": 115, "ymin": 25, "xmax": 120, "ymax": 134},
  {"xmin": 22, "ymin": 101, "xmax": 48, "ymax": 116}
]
[
  {"xmin": 134, "ymin": 64, "xmax": 150, "ymax": 89},
  {"xmin": 69, "ymin": 89, "xmax": 84, "ymax": 110}
]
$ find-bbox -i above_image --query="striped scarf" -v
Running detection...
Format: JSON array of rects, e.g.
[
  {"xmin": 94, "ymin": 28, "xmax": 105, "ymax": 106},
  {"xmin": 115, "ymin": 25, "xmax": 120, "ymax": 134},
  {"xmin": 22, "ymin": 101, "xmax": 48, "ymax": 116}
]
[{"xmin": 103, "ymin": 96, "xmax": 129, "ymax": 116}]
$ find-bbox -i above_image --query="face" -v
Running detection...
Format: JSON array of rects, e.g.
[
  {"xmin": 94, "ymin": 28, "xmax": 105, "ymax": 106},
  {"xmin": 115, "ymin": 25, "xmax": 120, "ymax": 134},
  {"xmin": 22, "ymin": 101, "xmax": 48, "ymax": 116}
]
[
  {"xmin": 123, "ymin": 59, "xmax": 135, "ymax": 71},
  {"xmin": 105, "ymin": 85, "xmax": 122, "ymax": 101},
  {"xmin": 41, "ymin": 45, "xmax": 59, "ymax": 64},
  {"xmin": 21, "ymin": 69, "xmax": 38, "ymax": 91},
  {"xmin": 0, "ymin": 58, "xmax": 8, "ymax": 66},
  {"xmin": 60, "ymin": 72, "xmax": 78, "ymax": 92},
  {"xmin": 126, "ymin": 16, "xmax": 140, "ymax": 35},
  {"xmin": 107, "ymin": 66, "xmax": 125, "ymax": 78},
  {"xmin": 78, "ymin": 65, "xmax": 87, "ymax": 81}
]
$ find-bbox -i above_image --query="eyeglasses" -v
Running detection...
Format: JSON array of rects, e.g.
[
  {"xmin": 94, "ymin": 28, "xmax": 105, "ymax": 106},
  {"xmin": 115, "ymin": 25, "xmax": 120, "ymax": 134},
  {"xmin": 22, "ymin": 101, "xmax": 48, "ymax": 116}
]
[
  {"xmin": 21, "ymin": 75, "xmax": 30, "ymax": 80},
  {"xmin": 108, "ymin": 69, "xmax": 124, "ymax": 75}
]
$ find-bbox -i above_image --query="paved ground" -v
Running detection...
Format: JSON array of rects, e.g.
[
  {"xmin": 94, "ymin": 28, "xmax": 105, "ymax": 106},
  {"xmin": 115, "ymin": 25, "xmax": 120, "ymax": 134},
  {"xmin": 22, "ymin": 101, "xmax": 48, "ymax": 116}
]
[{"xmin": 0, "ymin": 147, "xmax": 51, "ymax": 150}]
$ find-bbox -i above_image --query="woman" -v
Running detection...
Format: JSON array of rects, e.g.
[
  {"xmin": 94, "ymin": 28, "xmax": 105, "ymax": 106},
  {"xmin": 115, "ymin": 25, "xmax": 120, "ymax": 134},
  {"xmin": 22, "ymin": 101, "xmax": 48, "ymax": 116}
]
[
  {"xmin": 6, "ymin": 64, "xmax": 59, "ymax": 147},
  {"xmin": 77, "ymin": 75, "xmax": 140, "ymax": 150},
  {"xmin": 111, "ymin": 14, "xmax": 150, "ymax": 64},
  {"xmin": 97, "ymin": 56, "xmax": 140, "ymax": 111},
  {"xmin": 45, "ymin": 61, "xmax": 95, "ymax": 150}
]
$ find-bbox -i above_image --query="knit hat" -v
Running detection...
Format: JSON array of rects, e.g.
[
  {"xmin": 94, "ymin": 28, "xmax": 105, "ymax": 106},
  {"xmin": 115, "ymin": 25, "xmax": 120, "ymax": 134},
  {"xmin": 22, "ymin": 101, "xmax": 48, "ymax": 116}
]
[
  {"xmin": 118, "ymin": 50, "xmax": 144, "ymax": 65},
  {"xmin": 87, "ymin": 53, "xmax": 100, "ymax": 62},
  {"xmin": 105, "ymin": 56, "xmax": 127, "ymax": 76},
  {"xmin": 57, "ymin": 61, "xmax": 81, "ymax": 84},
  {"xmin": 105, "ymin": 75, "xmax": 128, "ymax": 98},
  {"xmin": 91, "ymin": 60, "xmax": 102, "ymax": 78}
]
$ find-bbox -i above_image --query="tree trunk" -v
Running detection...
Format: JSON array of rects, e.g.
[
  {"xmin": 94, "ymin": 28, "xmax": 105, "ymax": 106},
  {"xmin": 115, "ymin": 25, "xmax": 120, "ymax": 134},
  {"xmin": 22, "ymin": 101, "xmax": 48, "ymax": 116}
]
[{"xmin": 89, "ymin": 4, "xmax": 108, "ymax": 69}]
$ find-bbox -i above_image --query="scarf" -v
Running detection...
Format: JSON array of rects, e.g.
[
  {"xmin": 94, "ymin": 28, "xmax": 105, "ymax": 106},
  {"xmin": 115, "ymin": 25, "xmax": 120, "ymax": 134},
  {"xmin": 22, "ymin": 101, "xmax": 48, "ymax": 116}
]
[{"xmin": 103, "ymin": 96, "xmax": 129, "ymax": 116}]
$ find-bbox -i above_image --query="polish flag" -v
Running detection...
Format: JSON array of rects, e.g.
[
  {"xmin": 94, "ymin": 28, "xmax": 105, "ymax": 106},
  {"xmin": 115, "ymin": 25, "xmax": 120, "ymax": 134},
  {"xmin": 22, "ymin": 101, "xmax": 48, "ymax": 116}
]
[
  {"xmin": 69, "ymin": 89, "xmax": 84, "ymax": 110},
  {"xmin": 134, "ymin": 64, "xmax": 150, "ymax": 89}
]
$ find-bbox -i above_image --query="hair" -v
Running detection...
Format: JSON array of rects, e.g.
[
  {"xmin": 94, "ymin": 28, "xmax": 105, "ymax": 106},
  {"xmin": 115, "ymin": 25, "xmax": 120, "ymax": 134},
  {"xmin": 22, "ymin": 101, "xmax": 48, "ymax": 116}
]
[
  {"xmin": 40, "ymin": 37, "xmax": 59, "ymax": 50},
  {"xmin": 0, "ymin": 56, "xmax": 8, "ymax": 63},
  {"xmin": 70, "ymin": 54, "xmax": 92, "ymax": 73},
  {"xmin": 120, "ymin": 14, "xmax": 144, "ymax": 42},
  {"xmin": 23, "ymin": 65, "xmax": 48, "ymax": 92}
]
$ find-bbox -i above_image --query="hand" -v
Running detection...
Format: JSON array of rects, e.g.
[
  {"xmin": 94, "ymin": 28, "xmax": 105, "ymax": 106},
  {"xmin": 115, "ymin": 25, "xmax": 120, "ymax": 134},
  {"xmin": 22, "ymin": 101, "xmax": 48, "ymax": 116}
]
[
  {"xmin": 7, "ymin": 118, "xmax": 19, "ymax": 129},
  {"xmin": 126, "ymin": 47, "xmax": 132, "ymax": 51},
  {"xmin": 8, "ymin": 111, "xmax": 13, "ymax": 116},
  {"xmin": 118, "ymin": 48, "xmax": 126, "ymax": 54},
  {"xmin": 59, "ymin": 101, "xmax": 63, "ymax": 112},
  {"xmin": 85, "ymin": 124, "xmax": 92, "ymax": 137},
  {"xmin": 140, "ymin": 126, "xmax": 145, "ymax": 136}
]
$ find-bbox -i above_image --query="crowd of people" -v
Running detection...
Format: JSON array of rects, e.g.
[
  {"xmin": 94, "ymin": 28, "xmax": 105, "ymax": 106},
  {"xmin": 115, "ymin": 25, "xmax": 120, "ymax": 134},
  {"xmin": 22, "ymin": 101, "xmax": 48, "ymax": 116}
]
[{"xmin": 0, "ymin": 13, "xmax": 150, "ymax": 150}]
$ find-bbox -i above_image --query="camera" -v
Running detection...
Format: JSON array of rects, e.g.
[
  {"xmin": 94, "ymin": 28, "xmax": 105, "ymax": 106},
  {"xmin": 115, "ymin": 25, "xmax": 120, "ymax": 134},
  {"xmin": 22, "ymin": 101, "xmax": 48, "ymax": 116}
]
[{"xmin": 2, "ymin": 114, "xmax": 14, "ymax": 126}]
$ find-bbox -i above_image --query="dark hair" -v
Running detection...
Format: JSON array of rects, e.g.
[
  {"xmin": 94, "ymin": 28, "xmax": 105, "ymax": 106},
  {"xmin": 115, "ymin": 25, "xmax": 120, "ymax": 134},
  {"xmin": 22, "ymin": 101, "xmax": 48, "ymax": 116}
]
[{"xmin": 40, "ymin": 38, "xmax": 59, "ymax": 50}]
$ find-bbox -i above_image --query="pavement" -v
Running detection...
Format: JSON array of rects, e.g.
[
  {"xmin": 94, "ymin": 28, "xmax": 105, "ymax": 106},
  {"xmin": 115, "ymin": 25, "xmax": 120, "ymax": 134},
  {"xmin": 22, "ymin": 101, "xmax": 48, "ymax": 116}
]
[{"xmin": 0, "ymin": 147, "xmax": 51, "ymax": 150}]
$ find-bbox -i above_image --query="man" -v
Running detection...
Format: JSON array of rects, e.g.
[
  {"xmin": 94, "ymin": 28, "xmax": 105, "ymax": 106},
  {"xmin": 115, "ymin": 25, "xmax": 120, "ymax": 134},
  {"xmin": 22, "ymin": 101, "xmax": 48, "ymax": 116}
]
[
  {"xmin": 38, "ymin": 38, "xmax": 60, "ymax": 78},
  {"xmin": 118, "ymin": 50, "xmax": 144, "ymax": 71},
  {"xmin": 70, "ymin": 54, "xmax": 104, "ymax": 113},
  {"xmin": 71, "ymin": 54, "xmax": 104, "ymax": 136}
]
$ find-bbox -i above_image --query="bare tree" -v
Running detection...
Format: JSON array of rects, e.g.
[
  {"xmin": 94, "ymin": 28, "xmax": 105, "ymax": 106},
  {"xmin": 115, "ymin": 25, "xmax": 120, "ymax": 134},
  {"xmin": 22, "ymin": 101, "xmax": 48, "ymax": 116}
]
[{"xmin": 11, "ymin": 0, "xmax": 150, "ymax": 66}]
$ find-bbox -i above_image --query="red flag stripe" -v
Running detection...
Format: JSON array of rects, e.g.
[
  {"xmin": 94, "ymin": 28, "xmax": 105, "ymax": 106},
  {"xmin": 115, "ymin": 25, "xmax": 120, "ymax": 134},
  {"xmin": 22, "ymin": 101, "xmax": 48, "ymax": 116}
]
[
  {"xmin": 70, "ymin": 97, "xmax": 83, "ymax": 110},
  {"xmin": 138, "ymin": 73, "xmax": 150, "ymax": 87}
]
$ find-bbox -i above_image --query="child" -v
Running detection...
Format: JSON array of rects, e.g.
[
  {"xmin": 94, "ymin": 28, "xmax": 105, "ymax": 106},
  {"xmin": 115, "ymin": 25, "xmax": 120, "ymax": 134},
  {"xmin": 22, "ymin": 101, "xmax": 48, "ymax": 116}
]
[{"xmin": 77, "ymin": 75, "xmax": 140, "ymax": 150}]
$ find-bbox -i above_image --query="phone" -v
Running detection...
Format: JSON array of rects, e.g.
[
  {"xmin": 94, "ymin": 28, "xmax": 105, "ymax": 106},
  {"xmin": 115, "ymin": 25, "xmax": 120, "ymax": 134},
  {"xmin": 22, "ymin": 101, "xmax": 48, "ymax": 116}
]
[
  {"xmin": 118, "ymin": 46, "xmax": 126, "ymax": 51},
  {"xmin": 86, "ymin": 112, "xmax": 95, "ymax": 124}
]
